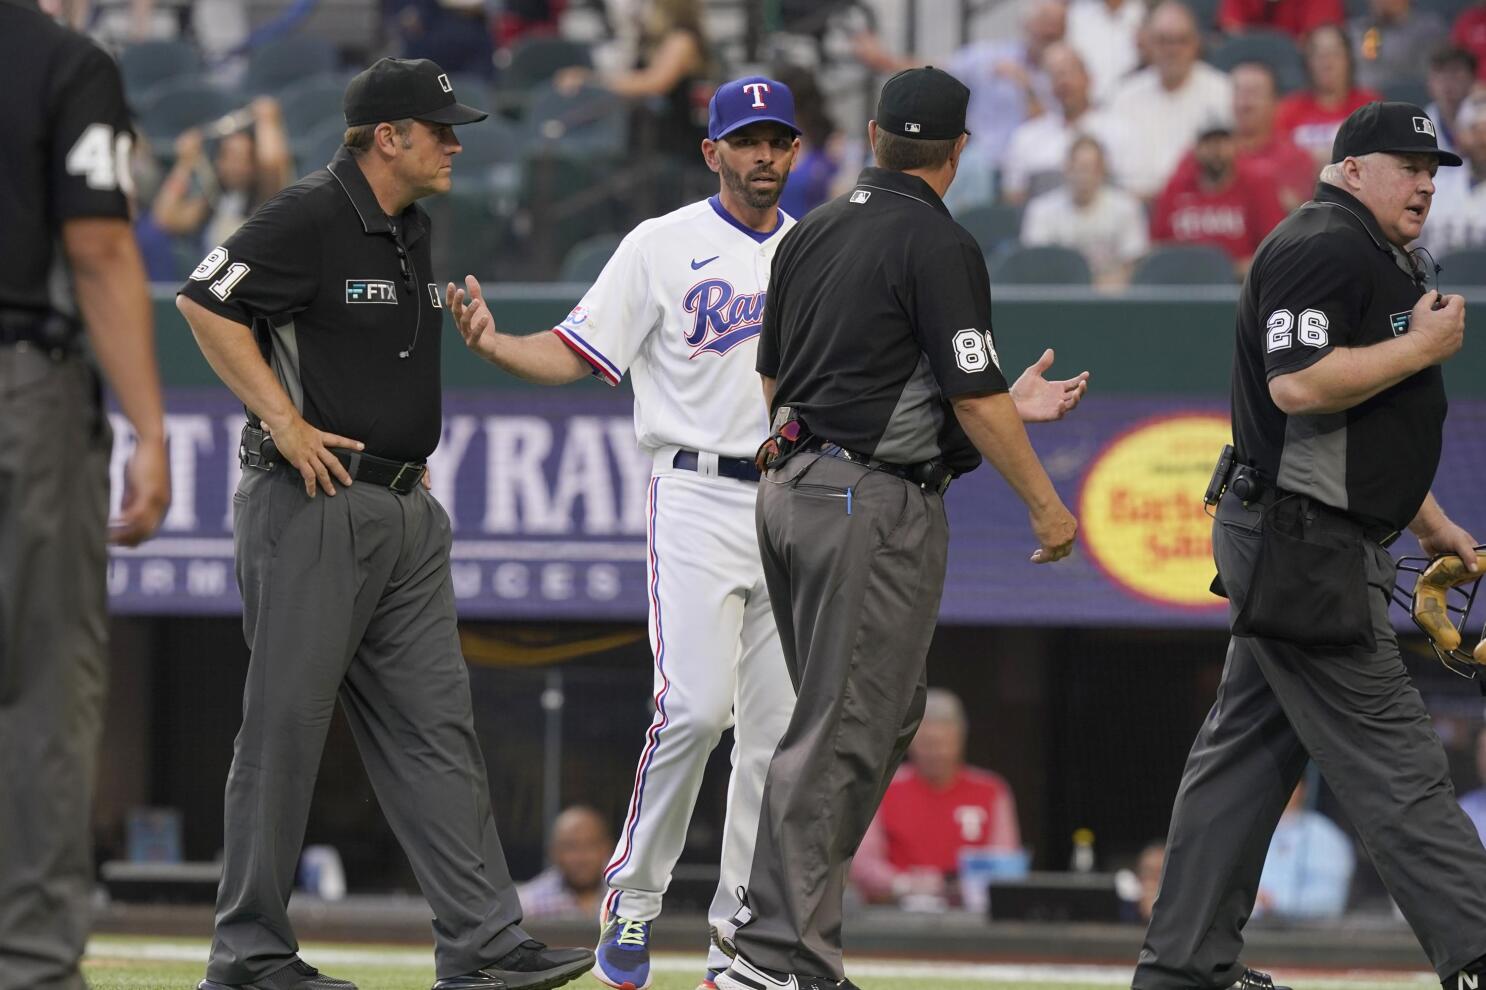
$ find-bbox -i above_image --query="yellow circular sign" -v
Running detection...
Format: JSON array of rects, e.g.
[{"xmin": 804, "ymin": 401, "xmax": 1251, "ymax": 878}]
[{"xmin": 1079, "ymin": 414, "xmax": 1232, "ymax": 610}]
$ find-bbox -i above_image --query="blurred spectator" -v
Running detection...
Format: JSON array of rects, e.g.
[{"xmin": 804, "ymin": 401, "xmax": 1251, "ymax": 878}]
[
  {"xmin": 1275, "ymin": 24, "xmax": 1382, "ymax": 164},
  {"xmin": 1218, "ymin": 0, "xmax": 1342, "ymax": 39},
  {"xmin": 1135, "ymin": 840, "xmax": 1164, "ymax": 921},
  {"xmin": 388, "ymin": 0, "xmax": 497, "ymax": 77},
  {"xmin": 1349, "ymin": 0, "xmax": 1448, "ymax": 92},
  {"xmin": 1457, "ymin": 725, "xmax": 1486, "ymax": 844},
  {"xmin": 1423, "ymin": 97, "xmax": 1486, "ymax": 255},
  {"xmin": 850, "ymin": 689, "xmax": 1021, "ymax": 906},
  {"xmin": 775, "ymin": 66, "xmax": 841, "ymax": 218},
  {"xmin": 556, "ymin": 0, "xmax": 712, "ymax": 161},
  {"xmin": 1106, "ymin": 1, "xmax": 1234, "ymax": 199},
  {"xmin": 1022, "ymin": 135, "xmax": 1149, "ymax": 289},
  {"xmin": 150, "ymin": 97, "xmax": 294, "ymax": 254},
  {"xmin": 1066, "ymin": 0, "xmax": 1145, "ymax": 103},
  {"xmin": 1426, "ymin": 45, "xmax": 1479, "ymax": 154},
  {"xmin": 1001, "ymin": 42, "xmax": 1119, "ymax": 204},
  {"xmin": 517, "ymin": 805, "xmax": 612, "ymax": 920},
  {"xmin": 1452, "ymin": 2, "xmax": 1486, "ymax": 81},
  {"xmin": 1117, "ymin": 839, "xmax": 1166, "ymax": 923},
  {"xmin": 1420, "ymin": 95, "xmax": 1486, "ymax": 251},
  {"xmin": 1150, "ymin": 116, "xmax": 1287, "ymax": 277},
  {"xmin": 1231, "ymin": 61, "xmax": 1316, "ymax": 211},
  {"xmin": 853, "ymin": 0, "xmax": 1067, "ymax": 206},
  {"xmin": 85, "ymin": 0, "xmax": 246, "ymax": 58},
  {"xmin": 494, "ymin": 0, "xmax": 566, "ymax": 51},
  {"xmin": 1254, "ymin": 777, "xmax": 1356, "ymax": 920}
]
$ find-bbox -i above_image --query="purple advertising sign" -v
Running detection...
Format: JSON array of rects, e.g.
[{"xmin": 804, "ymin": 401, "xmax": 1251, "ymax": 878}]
[{"xmin": 106, "ymin": 390, "xmax": 1486, "ymax": 628}]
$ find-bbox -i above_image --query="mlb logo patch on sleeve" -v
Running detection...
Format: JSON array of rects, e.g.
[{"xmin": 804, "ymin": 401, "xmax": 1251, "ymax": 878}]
[{"xmin": 849, "ymin": 190, "xmax": 872, "ymax": 204}]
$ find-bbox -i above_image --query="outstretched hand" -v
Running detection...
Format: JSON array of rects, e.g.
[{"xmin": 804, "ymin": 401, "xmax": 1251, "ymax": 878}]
[
  {"xmin": 1010, "ymin": 348, "xmax": 1089, "ymax": 423},
  {"xmin": 446, "ymin": 275, "xmax": 500, "ymax": 362}
]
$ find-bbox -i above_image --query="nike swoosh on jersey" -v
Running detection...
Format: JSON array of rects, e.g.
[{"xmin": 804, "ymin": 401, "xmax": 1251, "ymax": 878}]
[{"xmin": 691, "ymin": 256, "xmax": 720, "ymax": 270}]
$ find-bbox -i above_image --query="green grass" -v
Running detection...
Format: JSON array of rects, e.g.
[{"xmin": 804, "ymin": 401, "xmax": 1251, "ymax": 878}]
[{"xmin": 83, "ymin": 936, "xmax": 1433, "ymax": 990}]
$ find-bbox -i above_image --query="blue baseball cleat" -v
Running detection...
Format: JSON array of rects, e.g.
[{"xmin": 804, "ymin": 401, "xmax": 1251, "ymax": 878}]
[{"xmin": 591, "ymin": 916, "xmax": 652, "ymax": 990}]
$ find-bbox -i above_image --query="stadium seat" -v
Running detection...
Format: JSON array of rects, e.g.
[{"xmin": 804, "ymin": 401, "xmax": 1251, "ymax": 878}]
[
  {"xmin": 1206, "ymin": 30, "xmax": 1306, "ymax": 93},
  {"xmin": 1381, "ymin": 78, "xmax": 1431, "ymax": 109},
  {"xmin": 244, "ymin": 35, "xmax": 341, "ymax": 95},
  {"xmin": 503, "ymin": 36, "xmax": 592, "ymax": 90},
  {"xmin": 135, "ymin": 82, "xmax": 240, "ymax": 145},
  {"xmin": 560, "ymin": 233, "xmax": 623, "ymax": 283},
  {"xmin": 291, "ymin": 119, "xmax": 347, "ymax": 177},
  {"xmin": 276, "ymin": 74, "xmax": 348, "ymax": 136},
  {"xmin": 1186, "ymin": 0, "xmax": 1221, "ymax": 31},
  {"xmin": 1131, "ymin": 244, "xmax": 1237, "ymax": 285},
  {"xmin": 456, "ymin": 115, "xmax": 526, "ymax": 168},
  {"xmin": 119, "ymin": 40, "xmax": 200, "ymax": 101},
  {"xmin": 957, "ymin": 203, "xmax": 1024, "ymax": 256},
  {"xmin": 1418, "ymin": 0, "xmax": 1473, "ymax": 22},
  {"xmin": 1439, "ymin": 248, "xmax": 1486, "ymax": 285},
  {"xmin": 428, "ymin": 185, "xmax": 507, "ymax": 281},
  {"xmin": 988, "ymin": 245, "xmax": 1092, "ymax": 285},
  {"xmin": 523, "ymin": 81, "xmax": 626, "ymax": 155}
]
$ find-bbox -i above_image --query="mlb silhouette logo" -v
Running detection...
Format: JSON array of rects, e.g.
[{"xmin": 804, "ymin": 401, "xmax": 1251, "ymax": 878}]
[
  {"xmin": 850, "ymin": 190, "xmax": 872, "ymax": 204},
  {"xmin": 438, "ymin": 73, "xmax": 453, "ymax": 93},
  {"xmin": 1414, "ymin": 116, "xmax": 1436, "ymax": 137},
  {"xmin": 904, "ymin": 122, "xmax": 922, "ymax": 134}
]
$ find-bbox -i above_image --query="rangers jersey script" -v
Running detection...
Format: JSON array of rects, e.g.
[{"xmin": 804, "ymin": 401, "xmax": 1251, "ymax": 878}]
[{"xmin": 553, "ymin": 196, "xmax": 796, "ymax": 459}]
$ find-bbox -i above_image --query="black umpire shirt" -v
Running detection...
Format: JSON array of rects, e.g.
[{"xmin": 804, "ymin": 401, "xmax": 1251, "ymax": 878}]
[
  {"xmin": 178, "ymin": 147, "xmax": 444, "ymax": 462},
  {"xmin": 1233, "ymin": 181, "xmax": 1446, "ymax": 532},
  {"xmin": 758, "ymin": 167, "xmax": 1009, "ymax": 476},
  {"xmin": 1, "ymin": 0, "xmax": 132, "ymax": 316}
]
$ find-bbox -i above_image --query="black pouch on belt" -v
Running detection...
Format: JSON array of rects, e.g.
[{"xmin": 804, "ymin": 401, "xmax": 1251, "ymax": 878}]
[{"xmin": 1231, "ymin": 494, "xmax": 1375, "ymax": 651}]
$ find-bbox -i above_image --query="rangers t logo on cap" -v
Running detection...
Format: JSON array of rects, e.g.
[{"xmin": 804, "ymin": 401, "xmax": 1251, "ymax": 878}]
[{"xmin": 707, "ymin": 75, "xmax": 801, "ymax": 141}]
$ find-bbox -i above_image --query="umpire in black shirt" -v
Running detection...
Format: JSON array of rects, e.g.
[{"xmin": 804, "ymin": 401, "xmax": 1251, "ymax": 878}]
[
  {"xmin": 0, "ymin": 3, "xmax": 170, "ymax": 988},
  {"xmin": 1135, "ymin": 103, "xmax": 1486, "ymax": 990},
  {"xmin": 176, "ymin": 59, "xmax": 592, "ymax": 990},
  {"xmin": 716, "ymin": 67, "xmax": 1078, "ymax": 990}
]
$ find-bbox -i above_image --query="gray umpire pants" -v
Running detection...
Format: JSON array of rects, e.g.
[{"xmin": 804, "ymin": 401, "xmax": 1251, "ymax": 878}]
[
  {"xmin": 736, "ymin": 452, "xmax": 948, "ymax": 980},
  {"xmin": 207, "ymin": 464, "xmax": 530, "ymax": 984},
  {"xmin": 0, "ymin": 348, "xmax": 111, "ymax": 990},
  {"xmin": 1134, "ymin": 492, "xmax": 1486, "ymax": 990}
]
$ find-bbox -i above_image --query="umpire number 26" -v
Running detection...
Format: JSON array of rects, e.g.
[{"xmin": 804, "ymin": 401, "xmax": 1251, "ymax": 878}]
[{"xmin": 1265, "ymin": 308, "xmax": 1329, "ymax": 353}]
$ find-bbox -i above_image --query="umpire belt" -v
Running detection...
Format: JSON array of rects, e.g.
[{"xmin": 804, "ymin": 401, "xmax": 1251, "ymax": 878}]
[
  {"xmin": 801, "ymin": 438, "xmax": 953, "ymax": 495},
  {"xmin": 0, "ymin": 308, "xmax": 81, "ymax": 357},
  {"xmin": 1229, "ymin": 486, "xmax": 1400, "ymax": 548},
  {"xmin": 240, "ymin": 424, "xmax": 426, "ymax": 494}
]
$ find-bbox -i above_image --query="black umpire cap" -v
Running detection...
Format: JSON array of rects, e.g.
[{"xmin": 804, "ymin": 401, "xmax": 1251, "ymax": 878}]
[
  {"xmin": 1331, "ymin": 101, "xmax": 1462, "ymax": 166},
  {"xmin": 875, "ymin": 66, "xmax": 971, "ymax": 140},
  {"xmin": 344, "ymin": 57, "xmax": 489, "ymax": 127}
]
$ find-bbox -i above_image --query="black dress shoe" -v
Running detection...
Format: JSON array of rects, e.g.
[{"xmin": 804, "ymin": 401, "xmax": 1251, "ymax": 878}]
[
  {"xmin": 198, "ymin": 959, "xmax": 357, "ymax": 990},
  {"xmin": 431, "ymin": 941, "xmax": 595, "ymax": 990},
  {"xmin": 1230, "ymin": 969, "xmax": 1291, "ymax": 990}
]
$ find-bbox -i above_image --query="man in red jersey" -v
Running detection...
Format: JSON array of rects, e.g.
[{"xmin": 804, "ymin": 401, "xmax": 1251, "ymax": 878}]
[
  {"xmin": 1232, "ymin": 61, "xmax": 1317, "ymax": 210},
  {"xmin": 849, "ymin": 689, "xmax": 1020, "ymax": 905},
  {"xmin": 1218, "ymin": 0, "xmax": 1342, "ymax": 39},
  {"xmin": 1151, "ymin": 117, "xmax": 1289, "ymax": 277},
  {"xmin": 1452, "ymin": 2, "xmax": 1486, "ymax": 80}
]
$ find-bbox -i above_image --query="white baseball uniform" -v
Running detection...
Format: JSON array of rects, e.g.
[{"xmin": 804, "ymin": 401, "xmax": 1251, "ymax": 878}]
[{"xmin": 553, "ymin": 195, "xmax": 796, "ymax": 969}]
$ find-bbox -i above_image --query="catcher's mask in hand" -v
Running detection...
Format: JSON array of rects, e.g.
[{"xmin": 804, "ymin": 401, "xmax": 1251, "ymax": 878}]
[{"xmin": 1393, "ymin": 547, "xmax": 1486, "ymax": 678}]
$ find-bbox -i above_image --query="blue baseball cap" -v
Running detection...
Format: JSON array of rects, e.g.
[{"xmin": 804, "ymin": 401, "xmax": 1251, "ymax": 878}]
[{"xmin": 707, "ymin": 75, "xmax": 800, "ymax": 141}]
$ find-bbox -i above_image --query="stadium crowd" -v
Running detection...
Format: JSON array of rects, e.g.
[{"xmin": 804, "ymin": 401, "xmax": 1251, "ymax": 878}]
[{"xmin": 63, "ymin": 0, "xmax": 1486, "ymax": 287}]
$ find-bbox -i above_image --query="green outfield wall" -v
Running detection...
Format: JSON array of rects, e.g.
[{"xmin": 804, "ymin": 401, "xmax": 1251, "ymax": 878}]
[{"xmin": 150, "ymin": 285, "xmax": 1486, "ymax": 395}]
